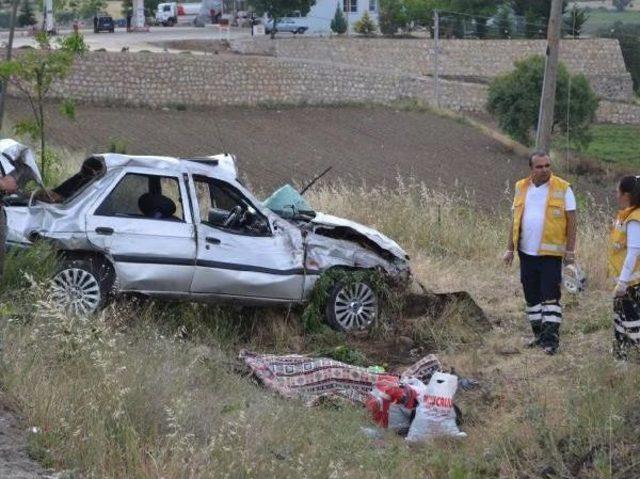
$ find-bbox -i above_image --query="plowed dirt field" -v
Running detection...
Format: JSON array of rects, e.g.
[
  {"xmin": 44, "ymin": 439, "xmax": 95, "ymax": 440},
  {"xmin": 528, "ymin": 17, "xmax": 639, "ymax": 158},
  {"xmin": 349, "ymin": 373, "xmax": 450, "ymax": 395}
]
[{"xmin": 7, "ymin": 99, "xmax": 527, "ymax": 205}]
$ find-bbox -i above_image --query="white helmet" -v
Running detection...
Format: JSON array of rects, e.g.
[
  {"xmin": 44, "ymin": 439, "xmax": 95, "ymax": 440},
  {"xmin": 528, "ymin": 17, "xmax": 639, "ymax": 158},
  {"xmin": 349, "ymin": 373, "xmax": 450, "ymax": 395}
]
[{"xmin": 563, "ymin": 264, "xmax": 587, "ymax": 294}]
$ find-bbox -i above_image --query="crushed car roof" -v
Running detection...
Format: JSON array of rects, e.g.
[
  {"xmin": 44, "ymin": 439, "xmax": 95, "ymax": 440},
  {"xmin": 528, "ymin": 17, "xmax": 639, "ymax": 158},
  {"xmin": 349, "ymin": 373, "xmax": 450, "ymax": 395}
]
[{"xmin": 99, "ymin": 153, "xmax": 238, "ymax": 178}]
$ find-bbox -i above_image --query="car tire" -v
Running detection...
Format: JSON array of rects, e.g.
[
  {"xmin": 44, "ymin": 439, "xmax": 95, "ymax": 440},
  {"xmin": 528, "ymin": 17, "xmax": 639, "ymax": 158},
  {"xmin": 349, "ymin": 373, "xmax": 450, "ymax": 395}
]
[
  {"xmin": 325, "ymin": 278, "xmax": 379, "ymax": 332},
  {"xmin": 296, "ymin": 28, "xmax": 305, "ymax": 34},
  {"xmin": 50, "ymin": 258, "xmax": 113, "ymax": 316}
]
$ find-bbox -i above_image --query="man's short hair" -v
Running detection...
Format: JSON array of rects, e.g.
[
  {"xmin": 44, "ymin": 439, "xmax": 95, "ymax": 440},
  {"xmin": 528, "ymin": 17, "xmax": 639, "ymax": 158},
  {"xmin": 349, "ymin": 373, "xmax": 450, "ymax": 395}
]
[{"xmin": 529, "ymin": 149, "xmax": 549, "ymax": 167}]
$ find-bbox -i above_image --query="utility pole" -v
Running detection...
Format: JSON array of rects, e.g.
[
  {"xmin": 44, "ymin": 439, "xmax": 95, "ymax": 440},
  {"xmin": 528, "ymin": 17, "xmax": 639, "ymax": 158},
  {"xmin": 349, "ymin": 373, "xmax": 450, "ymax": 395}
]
[
  {"xmin": 0, "ymin": 0, "xmax": 20, "ymax": 132},
  {"xmin": 433, "ymin": 10, "xmax": 440, "ymax": 108},
  {"xmin": 535, "ymin": 0, "xmax": 563, "ymax": 152}
]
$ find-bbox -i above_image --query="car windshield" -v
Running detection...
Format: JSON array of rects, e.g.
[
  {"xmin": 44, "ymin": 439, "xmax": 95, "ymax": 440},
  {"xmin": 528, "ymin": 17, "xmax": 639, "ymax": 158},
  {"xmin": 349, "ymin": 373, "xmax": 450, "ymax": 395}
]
[{"xmin": 263, "ymin": 184, "xmax": 315, "ymax": 220}]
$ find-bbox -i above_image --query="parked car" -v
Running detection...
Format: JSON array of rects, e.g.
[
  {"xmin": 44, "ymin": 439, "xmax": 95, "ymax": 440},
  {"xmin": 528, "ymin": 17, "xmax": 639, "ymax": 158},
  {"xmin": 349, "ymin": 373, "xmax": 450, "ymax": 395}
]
[
  {"xmin": 94, "ymin": 14, "xmax": 115, "ymax": 33},
  {"xmin": 3, "ymin": 146, "xmax": 410, "ymax": 331},
  {"xmin": 264, "ymin": 17, "xmax": 308, "ymax": 34}
]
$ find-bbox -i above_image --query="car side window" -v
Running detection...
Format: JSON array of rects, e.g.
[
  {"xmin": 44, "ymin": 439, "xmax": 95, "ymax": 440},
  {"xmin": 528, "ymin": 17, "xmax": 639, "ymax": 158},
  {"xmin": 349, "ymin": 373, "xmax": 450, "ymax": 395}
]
[
  {"xmin": 193, "ymin": 176, "xmax": 270, "ymax": 236},
  {"xmin": 95, "ymin": 173, "xmax": 185, "ymax": 222}
]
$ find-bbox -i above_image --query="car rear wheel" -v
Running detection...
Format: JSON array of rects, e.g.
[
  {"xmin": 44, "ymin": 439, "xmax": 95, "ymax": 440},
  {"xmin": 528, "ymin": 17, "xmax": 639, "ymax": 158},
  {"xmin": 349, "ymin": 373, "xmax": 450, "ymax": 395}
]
[
  {"xmin": 325, "ymin": 279, "xmax": 379, "ymax": 331},
  {"xmin": 50, "ymin": 259, "xmax": 112, "ymax": 316}
]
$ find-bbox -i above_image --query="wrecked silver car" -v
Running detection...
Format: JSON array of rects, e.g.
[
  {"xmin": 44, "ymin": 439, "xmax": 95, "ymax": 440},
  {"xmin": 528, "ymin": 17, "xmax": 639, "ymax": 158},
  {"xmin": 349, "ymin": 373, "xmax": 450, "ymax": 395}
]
[{"xmin": 3, "ymin": 144, "xmax": 410, "ymax": 331}]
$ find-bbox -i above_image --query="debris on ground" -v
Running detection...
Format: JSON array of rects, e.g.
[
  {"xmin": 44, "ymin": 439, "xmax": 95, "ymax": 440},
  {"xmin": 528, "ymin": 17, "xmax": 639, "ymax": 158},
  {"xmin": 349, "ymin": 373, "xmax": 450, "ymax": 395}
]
[
  {"xmin": 239, "ymin": 350, "xmax": 441, "ymax": 405},
  {"xmin": 241, "ymin": 350, "xmax": 471, "ymax": 442},
  {"xmin": 406, "ymin": 372, "xmax": 467, "ymax": 441},
  {"xmin": 402, "ymin": 290, "xmax": 489, "ymax": 327}
]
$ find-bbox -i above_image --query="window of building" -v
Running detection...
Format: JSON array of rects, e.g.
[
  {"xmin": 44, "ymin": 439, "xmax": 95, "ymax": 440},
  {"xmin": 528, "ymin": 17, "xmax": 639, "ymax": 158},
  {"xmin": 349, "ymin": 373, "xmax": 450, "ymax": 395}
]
[
  {"xmin": 343, "ymin": 0, "xmax": 358, "ymax": 13},
  {"xmin": 369, "ymin": 0, "xmax": 378, "ymax": 12}
]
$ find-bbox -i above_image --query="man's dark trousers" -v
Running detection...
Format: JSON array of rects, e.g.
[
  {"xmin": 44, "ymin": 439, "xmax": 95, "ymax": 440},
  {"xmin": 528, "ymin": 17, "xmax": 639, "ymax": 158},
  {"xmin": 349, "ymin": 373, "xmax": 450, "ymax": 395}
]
[{"xmin": 519, "ymin": 251, "xmax": 563, "ymax": 348}]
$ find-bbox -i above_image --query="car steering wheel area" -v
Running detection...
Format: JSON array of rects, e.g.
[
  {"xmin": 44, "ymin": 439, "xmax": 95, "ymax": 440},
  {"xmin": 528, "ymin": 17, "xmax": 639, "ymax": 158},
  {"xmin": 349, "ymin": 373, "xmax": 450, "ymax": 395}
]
[{"xmin": 223, "ymin": 205, "xmax": 243, "ymax": 228}]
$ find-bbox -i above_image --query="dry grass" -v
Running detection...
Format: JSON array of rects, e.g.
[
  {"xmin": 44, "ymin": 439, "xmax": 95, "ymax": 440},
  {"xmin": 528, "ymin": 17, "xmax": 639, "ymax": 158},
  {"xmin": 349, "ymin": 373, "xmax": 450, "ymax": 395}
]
[{"xmin": 0, "ymin": 162, "xmax": 637, "ymax": 477}]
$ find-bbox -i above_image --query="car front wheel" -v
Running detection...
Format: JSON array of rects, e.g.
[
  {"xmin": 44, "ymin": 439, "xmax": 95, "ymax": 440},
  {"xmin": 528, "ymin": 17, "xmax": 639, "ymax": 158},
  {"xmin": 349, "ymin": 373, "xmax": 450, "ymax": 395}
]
[
  {"xmin": 325, "ymin": 279, "xmax": 379, "ymax": 331},
  {"xmin": 50, "ymin": 259, "xmax": 112, "ymax": 316}
]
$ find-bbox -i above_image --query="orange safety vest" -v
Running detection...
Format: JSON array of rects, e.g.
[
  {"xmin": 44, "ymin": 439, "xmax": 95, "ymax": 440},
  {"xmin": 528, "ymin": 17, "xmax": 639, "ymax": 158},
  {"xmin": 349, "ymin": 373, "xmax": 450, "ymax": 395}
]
[
  {"xmin": 512, "ymin": 175, "xmax": 571, "ymax": 257},
  {"xmin": 608, "ymin": 207, "xmax": 640, "ymax": 286}
]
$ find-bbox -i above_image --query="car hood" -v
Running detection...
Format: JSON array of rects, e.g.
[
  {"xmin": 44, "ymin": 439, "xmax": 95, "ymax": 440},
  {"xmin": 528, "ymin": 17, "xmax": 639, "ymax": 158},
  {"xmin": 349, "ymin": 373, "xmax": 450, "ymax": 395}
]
[{"xmin": 311, "ymin": 212, "xmax": 408, "ymax": 262}]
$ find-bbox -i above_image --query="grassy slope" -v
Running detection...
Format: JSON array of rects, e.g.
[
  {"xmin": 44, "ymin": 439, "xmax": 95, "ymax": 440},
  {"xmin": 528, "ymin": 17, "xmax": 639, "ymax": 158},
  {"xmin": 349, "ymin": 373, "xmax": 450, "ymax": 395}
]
[
  {"xmin": 582, "ymin": 9, "xmax": 640, "ymax": 34},
  {"xmin": 578, "ymin": 124, "xmax": 640, "ymax": 166},
  {"xmin": 0, "ymin": 169, "xmax": 638, "ymax": 477}
]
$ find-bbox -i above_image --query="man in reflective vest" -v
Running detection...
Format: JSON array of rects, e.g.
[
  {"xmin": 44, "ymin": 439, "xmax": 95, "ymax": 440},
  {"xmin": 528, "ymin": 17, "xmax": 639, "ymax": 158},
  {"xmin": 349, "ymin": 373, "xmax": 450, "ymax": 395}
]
[{"xmin": 503, "ymin": 150, "xmax": 577, "ymax": 355}]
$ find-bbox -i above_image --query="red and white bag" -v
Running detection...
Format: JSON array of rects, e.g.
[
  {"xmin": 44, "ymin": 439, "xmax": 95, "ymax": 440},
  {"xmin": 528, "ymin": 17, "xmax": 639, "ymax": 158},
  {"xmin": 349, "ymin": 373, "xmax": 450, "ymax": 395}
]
[
  {"xmin": 366, "ymin": 375, "xmax": 422, "ymax": 435},
  {"xmin": 406, "ymin": 371, "xmax": 467, "ymax": 442}
]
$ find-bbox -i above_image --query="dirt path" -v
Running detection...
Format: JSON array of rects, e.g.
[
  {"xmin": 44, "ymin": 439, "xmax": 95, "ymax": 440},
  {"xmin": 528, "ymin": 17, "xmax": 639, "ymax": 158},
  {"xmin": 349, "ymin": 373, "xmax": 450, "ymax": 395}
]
[
  {"xmin": 7, "ymin": 100, "xmax": 525, "ymax": 206},
  {"xmin": 0, "ymin": 398, "xmax": 49, "ymax": 479}
]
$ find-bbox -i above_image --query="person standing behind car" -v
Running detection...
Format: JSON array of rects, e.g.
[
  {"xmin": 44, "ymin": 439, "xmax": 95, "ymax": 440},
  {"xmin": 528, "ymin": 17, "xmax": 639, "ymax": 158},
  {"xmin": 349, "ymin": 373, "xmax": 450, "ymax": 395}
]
[
  {"xmin": 0, "ymin": 153, "xmax": 18, "ymax": 279},
  {"xmin": 503, "ymin": 150, "xmax": 577, "ymax": 355},
  {"xmin": 609, "ymin": 176, "xmax": 640, "ymax": 360}
]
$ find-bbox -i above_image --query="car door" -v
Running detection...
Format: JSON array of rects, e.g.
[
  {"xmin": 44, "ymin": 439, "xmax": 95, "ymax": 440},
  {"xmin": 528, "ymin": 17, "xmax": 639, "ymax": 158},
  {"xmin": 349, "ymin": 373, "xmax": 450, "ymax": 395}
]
[
  {"xmin": 85, "ymin": 168, "xmax": 196, "ymax": 295},
  {"xmin": 189, "ymin": 174, "xmax": 305, "ymax": 302}
]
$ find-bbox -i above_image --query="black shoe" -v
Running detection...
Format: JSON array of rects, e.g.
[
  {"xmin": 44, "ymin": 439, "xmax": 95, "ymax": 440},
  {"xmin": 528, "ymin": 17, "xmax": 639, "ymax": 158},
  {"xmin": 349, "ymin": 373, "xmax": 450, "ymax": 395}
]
[{"xmin": 543, "ymin": 345, "xmax": 558, "ymax": 355}]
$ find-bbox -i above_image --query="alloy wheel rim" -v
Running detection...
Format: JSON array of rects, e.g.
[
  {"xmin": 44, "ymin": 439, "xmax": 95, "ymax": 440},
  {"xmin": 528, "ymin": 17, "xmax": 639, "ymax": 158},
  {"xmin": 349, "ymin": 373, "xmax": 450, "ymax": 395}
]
[
  {"xmin": 50, "ymin": 268, "xmax": 101, "ymax": 315},
  {"xmin": 333, "ymin": 282, "xmax": 378, "ymax": 330}
]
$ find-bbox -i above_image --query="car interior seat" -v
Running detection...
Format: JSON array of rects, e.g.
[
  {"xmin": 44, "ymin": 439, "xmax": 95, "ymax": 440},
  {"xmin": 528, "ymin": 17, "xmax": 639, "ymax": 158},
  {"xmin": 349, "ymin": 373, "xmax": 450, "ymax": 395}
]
[{"xmin": 138, "ymin": 192, "xmax": 178, "ymax": 220}]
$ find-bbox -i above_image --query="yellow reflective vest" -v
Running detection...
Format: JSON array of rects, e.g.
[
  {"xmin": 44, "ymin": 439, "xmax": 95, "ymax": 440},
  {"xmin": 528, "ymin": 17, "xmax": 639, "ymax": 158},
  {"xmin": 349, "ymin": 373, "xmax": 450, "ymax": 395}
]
[
  {"xmin": 512, "ymin": 175, "xmax": 571, "ymax": 257},
  {"xmin": 608, "ymin": 207, "xmax": 640, "ymax": 286}
]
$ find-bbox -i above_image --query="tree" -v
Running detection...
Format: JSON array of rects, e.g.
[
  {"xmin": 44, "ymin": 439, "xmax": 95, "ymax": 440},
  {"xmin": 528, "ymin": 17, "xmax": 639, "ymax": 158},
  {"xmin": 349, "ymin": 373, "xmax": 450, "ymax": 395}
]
[
  {"xmin": 613, "ymin": 0, "xmax": 632, "ymax": 12},
  {"xmin": 448, "ymin": 0, "xmax": 501, "ymax": 38},
  {"xmin": 330, "ymin": 4, "xmax": 347, "ymax": 34},
  {"xmin": 563, "ymin": 5, "xmax": 588, "ymax": 38},
  {"xmin": 487, "ymin": 55, "xmax": 599, "ymax": 147},
  {"xmin": 512, "ymin": 0, "xmax": 567, "ymax": 36},
  {"xmin": 404, "ymin": 0, "xmax": 442, "ymax": 28},
  {"xmin": 354, "ymin": 10, "xmax": 377, "ymax": 35},
  {"xmin": 379, "ymin": 0, "xmax": 407, "ymax": 35},
  {"xmin": 524, "ymin": 9, "xmax": 545, "ymax": 38},
  {"xmin": 247, "ymin": 0, "xmax": 316, "ymax": 38},
  {"xmin": 78, "ymin": 0, "xmax": 107, "ymax": 19},
  {"xmin": 492, "ymin": 2, "xmax": 512, "ymax": 39},
  {"xmin": 0, "ymin": 0, "xmax": 20, "ymax": 132},
  {"xmin": 17, "ymin": 0, "xmax": 36, "ymax": 26},
  {"xmin": 0, "ymin": 32, "xmax": 87, "ymax": 182}
]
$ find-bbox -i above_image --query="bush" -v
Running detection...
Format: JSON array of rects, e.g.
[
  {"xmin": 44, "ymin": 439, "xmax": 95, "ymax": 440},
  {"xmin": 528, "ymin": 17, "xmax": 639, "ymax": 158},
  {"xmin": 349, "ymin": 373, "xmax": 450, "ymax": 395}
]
[
  {"xmin": 330, "ymin": 5, "xmax": 347, "ymax": 34},
  {"xmin": 354, "ymin": 11, "xmax": 377, "ymax": 35},
  {"xmin": 487, "ymin": 55, "xmax": 599, "ymax": 147},
  {"xmin": 563, "ymin": 5, "xmax": 589, "ymax": 38},
  {"xmin": 379, "ymin": 0, "xmax": 407, "ymax": 35},
  {"xmin": 17, "ymin": 0, "xmax": 37, "ymax": 27}
]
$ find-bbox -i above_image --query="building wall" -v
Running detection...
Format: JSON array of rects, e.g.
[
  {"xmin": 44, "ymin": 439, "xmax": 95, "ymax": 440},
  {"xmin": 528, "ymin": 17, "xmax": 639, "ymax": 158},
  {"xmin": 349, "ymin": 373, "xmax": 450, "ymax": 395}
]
[{"xmin": 303, "ymin": 0, "xmax": 379, "ymax": 33}]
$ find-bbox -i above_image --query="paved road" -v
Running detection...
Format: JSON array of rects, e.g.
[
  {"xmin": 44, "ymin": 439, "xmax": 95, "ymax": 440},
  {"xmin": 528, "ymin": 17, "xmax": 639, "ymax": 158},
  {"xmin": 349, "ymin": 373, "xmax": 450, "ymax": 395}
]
[{"xmin": 0, "ymin": 25, "xmax": 252, "ymax": 52}]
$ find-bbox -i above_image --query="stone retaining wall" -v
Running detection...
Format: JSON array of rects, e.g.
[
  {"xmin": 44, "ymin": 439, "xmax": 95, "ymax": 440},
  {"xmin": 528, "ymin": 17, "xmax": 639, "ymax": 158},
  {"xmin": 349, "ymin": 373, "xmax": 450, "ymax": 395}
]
[
  {"xmin": 9, "ymin": 45, "xmax": 639, "ymax": 125},
  {"xmin": 231, "ymin": 37, "xmax": 634, "ymax": 102},
  {"xmin": 46, "ymin": 52, "xmax": 406, "ymax": 108}
]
